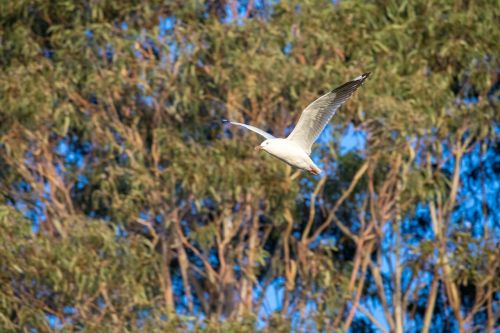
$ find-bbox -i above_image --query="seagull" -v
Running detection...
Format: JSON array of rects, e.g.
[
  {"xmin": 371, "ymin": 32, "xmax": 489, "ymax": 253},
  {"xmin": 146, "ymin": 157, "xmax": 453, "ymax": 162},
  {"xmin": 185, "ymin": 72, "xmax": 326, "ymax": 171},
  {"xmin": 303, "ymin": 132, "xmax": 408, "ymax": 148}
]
[{"xmin": 224, "ymin": 73, "xmax": 370, "ymax": 175}]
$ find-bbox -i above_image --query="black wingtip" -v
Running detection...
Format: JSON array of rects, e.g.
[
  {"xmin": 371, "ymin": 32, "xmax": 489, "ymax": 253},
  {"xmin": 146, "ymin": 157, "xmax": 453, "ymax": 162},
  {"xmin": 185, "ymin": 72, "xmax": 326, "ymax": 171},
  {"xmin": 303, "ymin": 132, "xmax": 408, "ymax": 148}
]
[
  {"xmin": 330, "ymin": 72, "xmax": 371, "ymax": 94},
  {"xmin": 356, "ymin": 72, "xmax": 371, "ymax": 82},
  {"xmin": 221, "ymin": 118, "xmax": 229, "ymax": 124}
]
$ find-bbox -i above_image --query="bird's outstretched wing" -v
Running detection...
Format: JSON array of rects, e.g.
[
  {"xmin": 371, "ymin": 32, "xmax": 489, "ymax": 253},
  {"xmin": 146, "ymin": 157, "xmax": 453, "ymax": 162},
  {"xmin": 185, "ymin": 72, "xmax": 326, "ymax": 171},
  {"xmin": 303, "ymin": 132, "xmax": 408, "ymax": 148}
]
[
  {"xmin": 286, "ymin": 72, "xmax": 370, "ymax": 154},
  {"xmin": 223, "ymin": 119, "xmax": 276, "ymax": 140}
]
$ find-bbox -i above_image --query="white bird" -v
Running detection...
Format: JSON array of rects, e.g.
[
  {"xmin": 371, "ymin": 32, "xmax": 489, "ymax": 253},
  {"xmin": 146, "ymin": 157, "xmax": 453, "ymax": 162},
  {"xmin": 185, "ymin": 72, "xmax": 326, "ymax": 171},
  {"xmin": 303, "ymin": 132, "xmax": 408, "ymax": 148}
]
[{"xmin": 224, "ymin": 73, "xmax": 370, "ymax": 175}]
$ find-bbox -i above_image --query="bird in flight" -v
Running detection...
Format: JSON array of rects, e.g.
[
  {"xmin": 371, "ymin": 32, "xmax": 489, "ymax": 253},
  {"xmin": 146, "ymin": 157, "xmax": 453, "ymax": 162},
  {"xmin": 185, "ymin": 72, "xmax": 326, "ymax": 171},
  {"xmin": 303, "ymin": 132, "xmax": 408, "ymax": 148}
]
[{"xmin": 224, "ymin": 73, "xmax": 370, "ymax": 175}]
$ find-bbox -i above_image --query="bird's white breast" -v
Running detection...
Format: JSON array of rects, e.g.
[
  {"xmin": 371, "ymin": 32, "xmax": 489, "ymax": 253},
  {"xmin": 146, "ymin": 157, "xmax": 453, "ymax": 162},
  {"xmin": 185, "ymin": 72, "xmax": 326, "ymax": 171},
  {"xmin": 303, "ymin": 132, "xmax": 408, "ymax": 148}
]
[{"xmin": 263, "ymin": 139, "xmax": 315, "ymax": 170}]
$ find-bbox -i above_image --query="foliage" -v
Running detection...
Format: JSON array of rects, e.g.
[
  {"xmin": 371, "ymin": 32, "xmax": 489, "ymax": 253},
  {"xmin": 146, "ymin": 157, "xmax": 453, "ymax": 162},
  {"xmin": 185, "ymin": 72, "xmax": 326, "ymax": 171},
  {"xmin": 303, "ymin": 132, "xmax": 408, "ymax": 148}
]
[{"xmin": 0, "ymin": 0, "xmax": 499, "ymax": 332}]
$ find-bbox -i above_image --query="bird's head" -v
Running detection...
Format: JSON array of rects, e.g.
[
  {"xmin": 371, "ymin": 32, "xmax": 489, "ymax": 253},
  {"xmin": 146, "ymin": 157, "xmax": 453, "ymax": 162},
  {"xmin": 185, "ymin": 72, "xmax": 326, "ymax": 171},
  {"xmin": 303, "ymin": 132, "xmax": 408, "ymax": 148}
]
[{"xmin": 255, "ymin": 139, "xmax": 272, "ymax": 152}]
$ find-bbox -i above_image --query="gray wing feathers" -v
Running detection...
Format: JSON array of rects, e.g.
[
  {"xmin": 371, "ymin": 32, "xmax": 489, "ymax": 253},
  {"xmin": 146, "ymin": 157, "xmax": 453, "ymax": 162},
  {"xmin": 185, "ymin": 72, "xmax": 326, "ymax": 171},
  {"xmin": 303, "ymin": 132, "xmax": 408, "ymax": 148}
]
[
  {"xmin": 224, "ymin": 120, "xmax": 276, "ymax": 140},
  {"xmin": 286, "ymin": 72, "xmax": 370, "ymax": 154}
]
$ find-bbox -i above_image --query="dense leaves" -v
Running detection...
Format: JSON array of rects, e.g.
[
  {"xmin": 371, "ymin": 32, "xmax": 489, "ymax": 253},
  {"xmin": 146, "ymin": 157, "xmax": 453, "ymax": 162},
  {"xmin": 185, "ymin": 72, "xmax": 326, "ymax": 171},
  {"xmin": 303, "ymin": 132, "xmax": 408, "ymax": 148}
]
[{"xmin": 0, "ymin": 0, "xmax": 499, "ymax": 332}]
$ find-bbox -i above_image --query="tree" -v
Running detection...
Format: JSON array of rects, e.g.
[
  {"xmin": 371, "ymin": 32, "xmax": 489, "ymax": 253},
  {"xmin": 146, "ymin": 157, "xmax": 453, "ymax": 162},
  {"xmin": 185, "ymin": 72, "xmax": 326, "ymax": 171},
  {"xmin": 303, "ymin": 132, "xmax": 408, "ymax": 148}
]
[{"xmin": 0, "ymin": 0, "xmax": 498, "ymax": 332}]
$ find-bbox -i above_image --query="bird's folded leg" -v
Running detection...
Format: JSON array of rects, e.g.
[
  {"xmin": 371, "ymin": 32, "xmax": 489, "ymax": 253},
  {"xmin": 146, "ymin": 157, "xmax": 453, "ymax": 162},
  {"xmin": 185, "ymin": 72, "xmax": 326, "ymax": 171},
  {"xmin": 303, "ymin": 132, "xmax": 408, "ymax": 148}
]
[{"xmin": 308, "ymin": 166, "xmax": 322, "ymax": 175}]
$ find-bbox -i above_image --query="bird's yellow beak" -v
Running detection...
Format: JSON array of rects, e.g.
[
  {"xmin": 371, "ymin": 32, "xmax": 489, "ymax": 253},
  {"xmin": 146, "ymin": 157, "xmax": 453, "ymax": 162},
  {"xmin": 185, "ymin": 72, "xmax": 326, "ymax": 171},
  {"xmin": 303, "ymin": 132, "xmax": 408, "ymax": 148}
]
[{"xmin": 254, "ymin": 145, "xmax": 263, "ymax": 151}]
